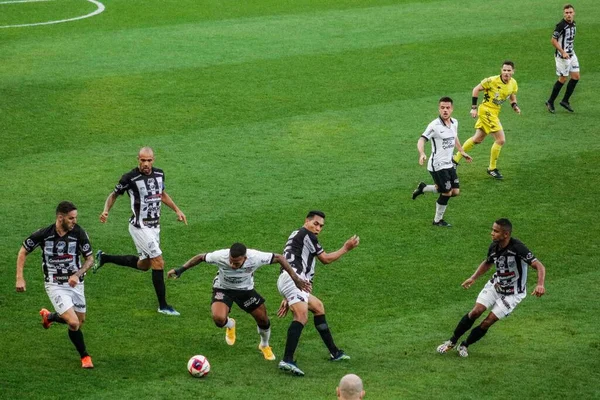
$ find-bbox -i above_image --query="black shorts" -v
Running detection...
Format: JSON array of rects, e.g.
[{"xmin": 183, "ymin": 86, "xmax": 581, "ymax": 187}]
[
  {"xmin": 429, "ymin": 168, "xmax": 459, "ymax": 193},
  {"xmin": 211, "ymin": 288, "xmax": 265, "ymax": 313}
]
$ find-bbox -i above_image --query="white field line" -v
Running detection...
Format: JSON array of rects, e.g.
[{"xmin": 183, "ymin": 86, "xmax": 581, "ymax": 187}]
[
  {"xmin": 0, "ymin": 0, "xmax": 105, "ymax": 28},
  {"xmin": 0, "ymin": 0, "xmax": 52, "ymax": 4}
]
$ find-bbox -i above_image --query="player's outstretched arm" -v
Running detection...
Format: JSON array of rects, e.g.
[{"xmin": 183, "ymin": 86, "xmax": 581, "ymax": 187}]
[
  {"xmin": 168, "ymin": 253, "xmax": 206, "ymax": 279},
  {"xmin": 530, "ymin": 260, "xmax": 546, "ymax": 297},
  {"xmin": 273, "ymin": 254, "xmax": 312, "ymax": 293},
  {"xmin": 317, "ymin": 235, "xmax": 360, "ymax": 265},
  {"xmin": 15, "ymin": 246, "xmax": 28, "ymax": 292},
  {"xmin": 100, "ymin": 192, "xmax": 118, "ymax": 223},
  {"xmin": 162, "ymin": 191, "xmax": 187, "ymax": 225},
  {"xmin": 461, "ymin": 260, "xmax": 493, "ymax": 289}
]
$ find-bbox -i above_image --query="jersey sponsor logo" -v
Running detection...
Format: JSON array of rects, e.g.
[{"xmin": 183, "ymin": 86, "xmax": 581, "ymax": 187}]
[
  {"xmin": 441, "ymin": 138, "xmax": 455, "ymax": 150},
  {"xmin": 26, "ymin": 239, "xmax": 35, "ymax": 248},
  {"xmin": 224, "ymin": 276, "xmax": 245, "ymax": 284},
  {"xmin": 243, "ymin": 297, "xmax": 259, "ymax": 308},
  {"xmin": 82, "ymin": 244, "xmax": 90, "ymax": 252},
  {"xmin": 48, "ymin": 255, "xmax": 74, "ymax": 265}
]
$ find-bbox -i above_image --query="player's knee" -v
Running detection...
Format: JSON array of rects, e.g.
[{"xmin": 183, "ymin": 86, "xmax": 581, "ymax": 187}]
[
  {"xmin": 67, "ymin": 321, "xmax": 80, "ymax": 331},
  {"xmin": 213, "ymin": 315, "xmax": 227, "ymax": 328},
  {"xmin": 495, "ymin": 138, "xmax": 505, "ymax": 146}
]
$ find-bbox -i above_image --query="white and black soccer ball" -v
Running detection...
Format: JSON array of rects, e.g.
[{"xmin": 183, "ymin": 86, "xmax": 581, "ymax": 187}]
[{"xmin": 187, "ymin": 355, "xmax": 210, "ymax": 378}]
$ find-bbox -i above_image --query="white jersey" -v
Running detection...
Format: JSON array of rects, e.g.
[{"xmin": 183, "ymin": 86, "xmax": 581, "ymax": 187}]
[
  {"xmin": 205, "ymin": 249, "xmax": 274, "ymax": 290},
  {"xmin": 421, "ymin": 117, "xmax": 458, "ymax": 172}
]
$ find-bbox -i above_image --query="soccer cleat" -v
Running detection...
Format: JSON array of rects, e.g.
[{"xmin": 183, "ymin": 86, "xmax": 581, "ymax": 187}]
[
  {"xmin": 412, "ymin": 182, "xmax": 427, "ymax": 200},
  {"xmin": 330, "ymin": 350, "xmax": 350, "ymax": 361},
  {"xmin": 559, "ymin": 101, "xmax": 574, "ymax": 112},
  {"xmin": 81, "ymin": 356, "xmax": 94, "ymax": 369},
  {"xmin": 259, "ymin": 345, "xmax": 276, "ymax": 361},
  {"xmin": 39, "ymin": 308, "xmax": 52, "ymax": 329},
  {"xmin": 92, "ymin": 250, "xmax": 104, "ymax": 274},
  {"xmin": 225, "ymin": 318, "xmax": 236, "ymax": 345},
  {"xmin": 278, "ymin": 360, "xmax": 305, "ymax": 376},
  {"xmin": 545, "ymin": 101, "xmax": 556, "ymax": 114},
  {"xmin": 157, "ymin": 306, "xmax": 180, "ymax": 316},
  {"xmin": 457, "ymin": 343, "xmax": 469, "ymax": 358},
  {"xmin": 436, "ymin": 340, "xmax": 455, "ymax": 354},
  {"xmin": 432, "ymin": 219, "xmax": 452, "ymax": 227},
  {"xmin": 487, "ymin": 168, "xmax": 504, "ymax": 180}
]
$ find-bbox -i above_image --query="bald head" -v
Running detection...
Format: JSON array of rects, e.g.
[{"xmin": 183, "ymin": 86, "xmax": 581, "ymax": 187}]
[
  {"xmin": 337, "ymin": 374, "xmax": 365, "ymax": 400},
  {"xmin": 137, "ymin": 147, "xmax": 155, "ymax": 175}
]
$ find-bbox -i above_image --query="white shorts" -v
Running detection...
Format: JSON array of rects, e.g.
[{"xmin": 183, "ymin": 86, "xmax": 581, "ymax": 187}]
[
  {"xmin": 45, "ymin": 283, "xmax": 86, "ymax": 315},
  {"xmin": 476, "ymin": 281, "xmax": 525, "ymax": 320},
  {"xmin": 277, "ymin": 272, "xmax": 309, "ymax": 306},
  {"xmin": 129, "ymin": 224, "xmax": 162, "ymax": 260},
  {"xmin": 555, "ymin": 54, "xmax": 580, "ymax": 76}
]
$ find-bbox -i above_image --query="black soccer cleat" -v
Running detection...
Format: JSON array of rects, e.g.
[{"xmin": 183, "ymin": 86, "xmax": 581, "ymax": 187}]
[
  {"xmin": 559, "ymin": 101, "xmax": 574, "ymax": 113},
  {"xmin": 487, "ymin": 168, "xmax": 504, "ymax": 180},
  {"xmin": 432, "ymin": 219, "xmax": 452, "ymax": 227},
  {"xmin": 412, "ymin": 182, "xmax": 426, "ymax": 200},
  {"xmin": 545, "ymin": 101, "xmax": 555, "ymax": 114}
]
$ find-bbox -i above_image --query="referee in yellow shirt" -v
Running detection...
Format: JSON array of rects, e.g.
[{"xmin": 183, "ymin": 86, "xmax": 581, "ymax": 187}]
[{"xmin": 454, "ymin": 61, "xmax": 521, "ymax": 180}]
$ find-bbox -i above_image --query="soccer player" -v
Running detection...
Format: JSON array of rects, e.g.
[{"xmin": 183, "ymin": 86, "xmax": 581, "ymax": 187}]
[
  {"xmin": 412, "ymin": 97, "xmax": 472, "ymax": 227},
  {"xmin": 94, "ymin": 147, "xmax": 187, "ymax": 316},
  {"xmin": 16, "ymin": 201, "xmax": 95, "ymax": 369},
  {"xmin": 436, "ymin": 218, "xmax": 546, "ymax": 357},
  {"xmin": 167, "ymin": 243, "xmax": 311, "ymax": 361},
  {"xmin": 545, "ymin": 4, "xmax": 579, "ymax": 113},
  {"xmin": 453, "ymin": 61, "xmax": 520, "ymax": 180},
  {"xmin": 277, "ymin": 210, "xmax": 360, "ymax": 376},
  {"xmin": 337, "ymin": 374, "xmax": 366, "ymax": 400}
]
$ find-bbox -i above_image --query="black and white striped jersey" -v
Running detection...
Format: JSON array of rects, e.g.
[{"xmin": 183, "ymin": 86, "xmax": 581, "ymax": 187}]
[
  {"xmin": 421, "ymin": 117, "xmax": 458, "ymax": 172},
  {"xmin": 282, "ymin": 227, "xmax": 324, "ymax": 282},
  {"xmin": 22, "ymin": 224, "xmax": 93, "ymax": 285},
  {"xmin": 114, "ymin": 167, "xmax": 164, "ymax": 228},
  {"xmin": 553, "ymin": 19, "xmax": 576, "ymax": 57},
  {"xmin": 486, "ymin": 238, "xmax": 537, "ymax": 295}
]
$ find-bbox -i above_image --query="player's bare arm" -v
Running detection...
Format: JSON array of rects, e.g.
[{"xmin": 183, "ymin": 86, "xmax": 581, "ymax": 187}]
[
  {"xmin": 161, "ymin": 191, "xmax": 187, "ymax": 225},
  {"xmin": 100, "ymin": 192, "xmax": 118, "ymax": 223},
  {"xmin": 510, "ymin": 94, "xmax": 521, "ymax": 115},
  {"xmin": 167, "ymin": 253, "xmax": 206, "ymax": 278},
  {"xmin": 551, "ymin": 37, "xmax": 570, "ymax": 59},
  {"xmin": 317, "ymin": 235, "xmax": 360, "ymax": 265},
  {"xmin": 461, "ymin": 261, "xmax": 493, "ymax": 289},
  {"xmin": 15, "ymin": 246, "xmax": 28, "ymax": 292},
  {"xmin": 454, "ymin": 136, "xmax": 472, "ymax": 163},
  {"xmin": 273, "ymin": 254, "xmax": 312, "ymax": 293},
  {"xmin": 470, "ymin": 84, "xmax": 484, "ymax": 118},
  {"xmin": 69, "ymin": 254, "xmax": 94, "ymax": 288},
  {"xmin": 530, "ymin": 260, "xmax": 546, "ymax": 297},
  {"xmin": 417, "ymin": 137, "xmax": 427, "ymax": 165}
]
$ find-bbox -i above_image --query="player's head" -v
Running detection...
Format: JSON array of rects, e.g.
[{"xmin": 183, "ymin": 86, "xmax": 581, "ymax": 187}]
[
  {"xmin": 56, "ymin": 201, "xmax": 78, "ymax": 232},
  {"xmin": 138, "ymin": 147, "xmax": 155, "ymax": 175},
  {"xmin": 438, "ymin": 97, "xmax": 454, "ymax": 120},
  {"xmin": 491, "ymin": 218, "xmax": 512, "ymax": 243},
  {"xmin": 563, "ymin": 4, "xmax": 575, "ymax": 22},
  {"xmin": 336, "ymin": 374, "xmax": 365, "ymax": 400},
  {"xmin": 500, "ymin": 61, "xmax": 515, "ymax": 82},
  {"xmin": 305, "ymin": 210, "xmax": 326, "ymax": 235},
  {"xmin": 229, "ymin": 242, "xmax": 247, "ymax": 269}
]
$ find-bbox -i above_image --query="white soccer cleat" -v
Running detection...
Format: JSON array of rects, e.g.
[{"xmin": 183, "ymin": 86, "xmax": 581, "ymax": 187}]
[
  {"xmin": 436, "ymin": 340, "xmax": 455, "ymax": 354},
  {"xmin": 456, "ymin": 343, "xmax": 469, "ymax": 358}
]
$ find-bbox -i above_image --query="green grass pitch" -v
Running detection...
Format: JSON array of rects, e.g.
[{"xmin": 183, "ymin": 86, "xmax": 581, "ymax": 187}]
[{"xmin": 1, "ymin": 0, "xmax": 599, "ymax": 399}]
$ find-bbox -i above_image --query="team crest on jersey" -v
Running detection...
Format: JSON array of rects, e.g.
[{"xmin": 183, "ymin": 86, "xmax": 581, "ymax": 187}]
[
  {"xmin": 26, "ymin": 239, "xmax": 35, "ymax": 248},
  {"xmin": 56, "ymin": 241, "xmax": 66, "ymax": 255},
  {"xmin": 496, "ymin": 256, "xmax": 506, "ymax": 269},
  {"xmin": 147, "ymin": 178, "xmax": 156, "ymax": 191}
]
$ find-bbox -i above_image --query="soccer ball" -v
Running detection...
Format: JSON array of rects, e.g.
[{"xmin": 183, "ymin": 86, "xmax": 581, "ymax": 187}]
[{"xmin": 187, "ymin": 355, "xmax": 210, "ymax": 378}]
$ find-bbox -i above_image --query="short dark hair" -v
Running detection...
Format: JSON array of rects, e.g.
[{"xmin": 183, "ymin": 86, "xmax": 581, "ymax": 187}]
[
  {"xmin": 56, "ymin": 201, "xmax": 77, "ymax": 215},
  {"xmin": 306, "ymin": 210, "xmax": 325, "ymax": 219},
  {"xmin": 502, "ymin": 60, "xmax": 515, "ymax": 69},
  {"xmin": 495, "ymin": 218, "xmax": 512, "ymax": 233},
  {"xmin": 563, "ymin": 4, "xmax": 574, "ymax": 10},
  {"xmin": 230, "ymin": 242, "xmax": 247, "ymax": 258},
  {"xmin": 439, "ymin": 97, "xmax": 453, "ymax": 104}
]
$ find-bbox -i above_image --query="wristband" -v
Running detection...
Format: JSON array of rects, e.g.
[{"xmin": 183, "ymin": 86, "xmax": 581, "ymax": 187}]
[
  {"xmin": 175, "ymin": 266, "xmax": 186, "ymax": 277},
  {"xmin": 471, "ymin": 96, "xmax": 478, "ymax": 106},
  {"xmin": 511, "ymin": 102, "xmax": 518, "ymax": 109}
]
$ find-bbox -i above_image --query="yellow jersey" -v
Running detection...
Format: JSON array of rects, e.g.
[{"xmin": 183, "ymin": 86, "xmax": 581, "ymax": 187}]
[{"xmin": 479, "ymin": 75, "xmax": 518, "ymax": 112}]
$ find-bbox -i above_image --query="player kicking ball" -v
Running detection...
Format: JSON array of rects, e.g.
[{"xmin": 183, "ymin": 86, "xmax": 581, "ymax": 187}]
[{"xmin": 168, "ymin": 243, "xmax": 310, "ymax": 360}]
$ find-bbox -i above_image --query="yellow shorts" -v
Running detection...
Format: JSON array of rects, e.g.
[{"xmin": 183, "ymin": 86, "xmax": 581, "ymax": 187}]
[{"xmin": 475, "ymin": 107, "xmax": 503, "ymax": 134}]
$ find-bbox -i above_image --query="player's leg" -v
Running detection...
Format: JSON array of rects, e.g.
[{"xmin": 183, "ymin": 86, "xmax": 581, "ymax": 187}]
[
  {"xmin": 248, "ymin": 303, "xmax": 275, "ymax": 360},
  {"xmin": 149, "ymin": 255, "xmax": 177, "ymax": 315},
  {"xmin": 308, "ymin": 295, "xmax": 349, "ymax": 361},
  {"xmin": 412, "ymin": 181, "xmax": 438, "ymax": 200},
  {"xmin": 487, "ymin": 129, "xmax": 505, "ymax": 180},
  {"xmin": 93, "ymin": 225, "xmax": 151, "ymax": 273},
  {"xmin": 560, "ymin": 59, "xmax": 580, "ymax": 111},
  {"xmin": 547, "ymin": 57, "xmax": 569, "ymax": 113},
  {"xmin": 431, "ymin": 169, "xmax": 455, "ymax": 227},
  {"xmin": 277, "ymin": 272, "xmax": 308, "ymax": 375},
  {"xmin": 454, "ymin": 128, "xmax": 485, "ymax": 163},
  {"xmin": 211, "ymin": 291, "xmax": 236, "ymax": 345}
]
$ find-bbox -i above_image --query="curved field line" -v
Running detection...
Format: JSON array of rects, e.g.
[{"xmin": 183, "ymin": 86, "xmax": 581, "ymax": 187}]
[{"xmin": 0, "ymin": 0, "xmax": 105, "ymax": 28}]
